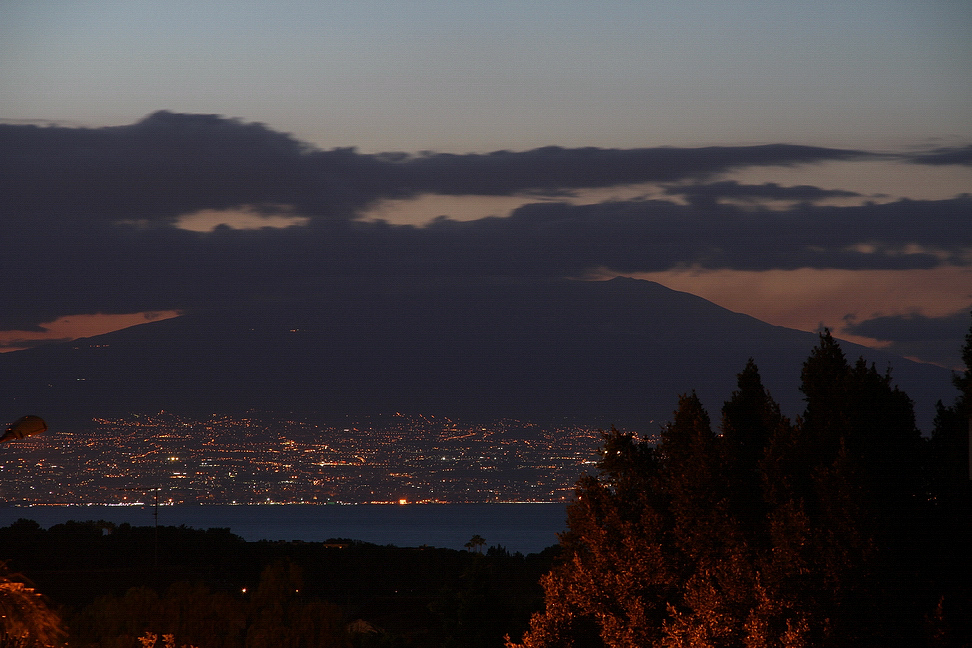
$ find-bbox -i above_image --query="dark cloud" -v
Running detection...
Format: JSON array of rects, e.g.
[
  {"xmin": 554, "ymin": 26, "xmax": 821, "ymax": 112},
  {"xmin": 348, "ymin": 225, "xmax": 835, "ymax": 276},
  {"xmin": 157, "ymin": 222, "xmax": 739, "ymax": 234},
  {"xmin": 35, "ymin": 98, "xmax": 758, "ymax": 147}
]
[
  {"xmin": 845, "ymin": 310, "xmax": 972, "ymax": 369},
  {"xmin": 1, "ymin": 112, "xmax": 968, "ymax": 334},
  {"xmin": 391, "ymin": 144, "xmax": 868, "ymax": 196},
  {"xmin": 351, "ymin": 193, "xmax": 966, "ymax": 277},
  {"xmin": 3, "ymin": 193, "xmax": 969, "ymax": 330},
  {"xmin": 906, "ymin": 145, "xmax": 972, "ymax": 166},
  {"xmin": 429, "ymin": 195, "xmax": 968, "ymax": 275},
  {"xmin": 663, "ymin": 180, "xmax": 860, "ymax": 206},
  {"xmin": 847, "ymin": 310, "xmax": 972, "ymax": 343},
  {"xmin": 1, "ymin": 111, "xmax": 866, "ymax": 226},
  {"xmin": 0, "ymin": 111, "xmax": 380, "ymax": 224}
]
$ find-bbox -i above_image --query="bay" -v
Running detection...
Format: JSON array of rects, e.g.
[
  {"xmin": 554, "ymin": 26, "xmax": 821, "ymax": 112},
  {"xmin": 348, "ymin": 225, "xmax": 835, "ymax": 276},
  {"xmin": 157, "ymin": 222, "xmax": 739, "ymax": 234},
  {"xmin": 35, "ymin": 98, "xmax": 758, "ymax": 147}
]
[{"xmin": 0, "ymin": 503, "xmax": 568, "ymax": 554}]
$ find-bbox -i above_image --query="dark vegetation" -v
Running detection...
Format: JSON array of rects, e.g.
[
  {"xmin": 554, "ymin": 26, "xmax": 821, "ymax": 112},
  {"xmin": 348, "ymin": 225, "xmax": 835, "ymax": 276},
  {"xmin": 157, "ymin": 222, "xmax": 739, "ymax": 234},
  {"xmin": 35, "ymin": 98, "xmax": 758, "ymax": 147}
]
[
  {"xmin": 1, "ymin": 320, "xmax": 970, "ymax": 647},
  {"xmin": 511, "ymin": 326, "xmax": 972, "ymax": 648},
  {"xmin": 0, "ymin": 520, "xmax": 557, "ymax": 647}
]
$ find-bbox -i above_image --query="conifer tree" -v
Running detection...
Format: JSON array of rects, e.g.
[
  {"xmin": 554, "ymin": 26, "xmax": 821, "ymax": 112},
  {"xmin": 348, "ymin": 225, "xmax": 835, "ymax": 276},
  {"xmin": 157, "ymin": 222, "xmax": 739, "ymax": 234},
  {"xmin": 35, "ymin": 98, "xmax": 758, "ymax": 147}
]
[
  {"xmin": 511, "ymin": 334, "xmax": 942, "ymax": 648},
  {"xmin": 511, "ymin": 389, "xmax": 771, "ymax": 647},
  {"xmin": 954, "ymin": 311, "xmax": 972, "ymax": 411},
  {"xmin": 927, "ymin": 311, "xmax": 972, "ymax": 645},
  {"xmin": 931, "ymin": 311, "xmax": 972, "ymax": 483},
  {"xmin": 722, "ymin": 359, "xmax": 786, "ymax": 539}
]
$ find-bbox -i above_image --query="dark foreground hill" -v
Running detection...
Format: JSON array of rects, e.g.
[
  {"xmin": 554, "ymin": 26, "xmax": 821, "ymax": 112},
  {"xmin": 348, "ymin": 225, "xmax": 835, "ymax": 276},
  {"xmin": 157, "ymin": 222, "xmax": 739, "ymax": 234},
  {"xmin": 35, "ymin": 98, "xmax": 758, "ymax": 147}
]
[
  {"xmin": 0, "ymin": 519, "xmax": 556, "ymax": 648},
  {"xmin": 0, "ymin": 277, "xmax": 952, "ymax": 430}
]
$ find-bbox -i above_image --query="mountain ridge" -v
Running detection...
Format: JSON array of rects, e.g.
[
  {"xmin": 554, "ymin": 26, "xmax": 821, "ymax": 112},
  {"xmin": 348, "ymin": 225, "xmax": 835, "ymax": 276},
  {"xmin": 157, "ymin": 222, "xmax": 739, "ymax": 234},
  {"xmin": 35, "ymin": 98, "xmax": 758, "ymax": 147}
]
[{"xmin": 0, "ymin": 277, "xmax": 953, "ymax": 432}]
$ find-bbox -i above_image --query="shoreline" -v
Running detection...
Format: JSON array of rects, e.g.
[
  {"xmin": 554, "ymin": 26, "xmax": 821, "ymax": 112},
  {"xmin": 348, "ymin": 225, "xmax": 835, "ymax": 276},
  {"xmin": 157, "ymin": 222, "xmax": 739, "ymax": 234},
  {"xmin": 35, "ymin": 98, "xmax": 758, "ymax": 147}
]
[{"xmin": 0, "ymin": 501, "xmax": 569, "ymax": 554}]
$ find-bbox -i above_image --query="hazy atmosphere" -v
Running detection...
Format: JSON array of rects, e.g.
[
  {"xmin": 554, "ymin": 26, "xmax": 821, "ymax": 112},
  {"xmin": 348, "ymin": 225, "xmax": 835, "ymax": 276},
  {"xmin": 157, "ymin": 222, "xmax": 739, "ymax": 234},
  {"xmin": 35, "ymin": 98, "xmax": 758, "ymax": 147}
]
[
  {"xmin": 3, "ymin": 3, "xmax": 972, "ymax": 647},
  {"xmin": 2, "ymin": 0, "xmax": 970, "ymax": 369}
]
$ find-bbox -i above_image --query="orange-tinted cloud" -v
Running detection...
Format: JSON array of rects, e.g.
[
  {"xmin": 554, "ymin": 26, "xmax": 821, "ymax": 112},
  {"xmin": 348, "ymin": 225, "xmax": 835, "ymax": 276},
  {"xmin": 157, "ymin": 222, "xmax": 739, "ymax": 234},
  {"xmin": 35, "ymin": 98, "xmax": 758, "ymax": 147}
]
[
  {"xmin": 617, "ymin": 266, "xmax": 972, "ymax": 367},
  {"xmin": 0, "ymin": 311, "xmax": 181, "ymax": 353}
]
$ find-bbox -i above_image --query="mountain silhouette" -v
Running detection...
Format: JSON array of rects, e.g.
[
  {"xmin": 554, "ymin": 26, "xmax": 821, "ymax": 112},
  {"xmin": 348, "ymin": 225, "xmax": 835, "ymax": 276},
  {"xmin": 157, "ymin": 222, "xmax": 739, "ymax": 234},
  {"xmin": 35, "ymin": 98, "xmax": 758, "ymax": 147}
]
[{"xmin": 0, "ymin": 278, "xmax": 952, "ymax": 431}]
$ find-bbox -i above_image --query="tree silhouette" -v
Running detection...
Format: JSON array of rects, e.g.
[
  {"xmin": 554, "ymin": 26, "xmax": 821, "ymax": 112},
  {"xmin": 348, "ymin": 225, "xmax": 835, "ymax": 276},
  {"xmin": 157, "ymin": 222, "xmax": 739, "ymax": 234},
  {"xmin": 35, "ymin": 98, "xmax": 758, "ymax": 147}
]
[
  {"xmin": 931, "ymin": 311, "xmax": 972, "ymax": 483},
  {"xmin": 71, "ymin": 561, "xmax": 344, "ymax": 648},
  {"xmin": 465, "ymin": 535, "xmax": 487, "ymax": 554},
  {"xmin": 927, "ymin": 311, "xmax": 972, "ymax": 645},
  {"xmin": 510, "ymin": 334, "xmax": 956, "ymax": 648},
  {"xmin": 0, "ymin": 564, "xmax": 65, "ymax": 648}
]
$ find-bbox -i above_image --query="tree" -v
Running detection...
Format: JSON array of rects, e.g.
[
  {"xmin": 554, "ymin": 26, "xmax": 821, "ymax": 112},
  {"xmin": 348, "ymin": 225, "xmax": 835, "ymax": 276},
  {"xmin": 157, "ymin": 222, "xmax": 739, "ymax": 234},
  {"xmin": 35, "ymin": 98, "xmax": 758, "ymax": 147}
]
[
  {"xmin": 721, "ymin": 360, "xmax": 786, "ymax": 540},
  {"xmin": 953, "ymin": 311, "xmax": 972, "ymax": 411},
  {"xmin": 511, "ymin": 334, "xmax": 941, "ymax": 648},
  {"xmin": 245, "ymin": 560, "xmax": 344, "ymax": 648},
  {"xmin": 926, "ymin": 311, "xmax": 972, "ymax": 646},
  {"xmin": 0, "ymin": 564, "xmax": 65, "ymax": 648},
  {"xmin": 465, "ymin": 535, "xmax": 487, "ymax": 554},
  {"xmin": 931, "ymin": 311, "xmax": 972, "ymax": 483},
  {"xmin": 510, "ymin": 394, "xmax": 748, "ymax": 648},
  {"xmin": 71, "ymin": 562, "xmax": 344, "ymax": 648}
]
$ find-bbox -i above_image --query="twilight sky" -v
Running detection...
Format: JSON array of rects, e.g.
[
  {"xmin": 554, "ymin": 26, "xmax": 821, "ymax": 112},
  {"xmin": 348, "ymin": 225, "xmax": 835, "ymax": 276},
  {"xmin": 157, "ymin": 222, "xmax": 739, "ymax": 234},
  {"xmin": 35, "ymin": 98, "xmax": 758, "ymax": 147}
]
[{"xmin": 1, "ymin": 0, "xmax": 971, "ymax": 368}]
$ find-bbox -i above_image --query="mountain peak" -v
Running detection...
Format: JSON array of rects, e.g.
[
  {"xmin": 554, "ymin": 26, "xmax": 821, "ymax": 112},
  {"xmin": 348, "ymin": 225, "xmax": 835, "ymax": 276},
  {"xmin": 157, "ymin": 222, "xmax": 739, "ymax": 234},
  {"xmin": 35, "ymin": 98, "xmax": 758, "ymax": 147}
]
[{"xmin": 0, "ymin": 278, "xmax": 952, "ymax": 431}]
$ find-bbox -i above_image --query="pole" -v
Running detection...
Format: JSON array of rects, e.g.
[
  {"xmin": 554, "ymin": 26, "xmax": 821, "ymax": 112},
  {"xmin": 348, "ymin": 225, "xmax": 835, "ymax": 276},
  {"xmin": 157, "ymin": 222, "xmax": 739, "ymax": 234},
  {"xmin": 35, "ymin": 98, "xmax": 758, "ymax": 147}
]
[{"xmin": 154, "ymin": 487, "xmax": 159, "ymax": 569}]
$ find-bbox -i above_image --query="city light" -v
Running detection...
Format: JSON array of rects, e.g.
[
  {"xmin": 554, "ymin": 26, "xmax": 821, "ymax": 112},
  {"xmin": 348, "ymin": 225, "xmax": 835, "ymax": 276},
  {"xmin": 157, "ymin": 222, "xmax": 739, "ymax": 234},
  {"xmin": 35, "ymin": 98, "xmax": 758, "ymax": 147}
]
[{"xmin": 0, "ymin": 412, "xmax": 630, "ymax": 505}]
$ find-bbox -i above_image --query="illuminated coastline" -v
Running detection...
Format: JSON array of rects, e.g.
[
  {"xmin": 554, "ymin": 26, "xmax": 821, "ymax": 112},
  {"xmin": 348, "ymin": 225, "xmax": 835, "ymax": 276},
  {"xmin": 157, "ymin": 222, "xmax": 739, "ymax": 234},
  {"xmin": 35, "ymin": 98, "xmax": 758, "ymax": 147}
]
[{"xmin": 0, "ymin": 411, "xmax": 644, "ymax": 506}]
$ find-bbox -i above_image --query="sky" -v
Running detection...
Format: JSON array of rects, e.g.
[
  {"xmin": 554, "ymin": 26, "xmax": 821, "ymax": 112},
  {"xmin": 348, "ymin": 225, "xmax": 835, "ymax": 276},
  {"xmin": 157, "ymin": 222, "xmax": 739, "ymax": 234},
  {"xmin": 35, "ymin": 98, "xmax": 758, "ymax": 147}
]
[{"xmin": 1, "ymin": 0, "xmax": 971, "ymax": 369}]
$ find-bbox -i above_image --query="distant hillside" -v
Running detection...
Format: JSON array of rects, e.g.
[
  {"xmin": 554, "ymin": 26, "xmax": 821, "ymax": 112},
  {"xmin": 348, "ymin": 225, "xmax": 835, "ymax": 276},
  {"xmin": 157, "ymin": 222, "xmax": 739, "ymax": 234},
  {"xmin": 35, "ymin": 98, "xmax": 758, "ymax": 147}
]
[{"xmin": 0, "ymin": 277, "xmax": 953, "ymax": 431}]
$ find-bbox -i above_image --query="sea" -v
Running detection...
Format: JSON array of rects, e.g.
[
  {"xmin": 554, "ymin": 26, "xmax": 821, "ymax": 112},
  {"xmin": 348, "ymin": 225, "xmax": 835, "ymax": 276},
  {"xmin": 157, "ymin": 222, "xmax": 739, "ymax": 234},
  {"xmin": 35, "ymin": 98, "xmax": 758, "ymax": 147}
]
[{"xmin": 0, "ymin": 503, "xmax": 568, "ymax": 555}]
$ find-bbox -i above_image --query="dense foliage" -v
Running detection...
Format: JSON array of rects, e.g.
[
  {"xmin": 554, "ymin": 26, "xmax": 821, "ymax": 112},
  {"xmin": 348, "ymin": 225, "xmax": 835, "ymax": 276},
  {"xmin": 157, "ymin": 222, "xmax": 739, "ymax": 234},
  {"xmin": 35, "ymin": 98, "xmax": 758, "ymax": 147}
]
[
  {"xmin": 511, "ymin": 328, "xmax": 972, "ymax": 648},
  {"xmin": 0, "ymin": 522, "xmax": 555, "ymax": 648},
  {"xmin": 0, "ymin": 563, "xmax": 65, "ymax": 648}
]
